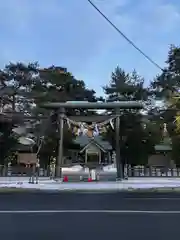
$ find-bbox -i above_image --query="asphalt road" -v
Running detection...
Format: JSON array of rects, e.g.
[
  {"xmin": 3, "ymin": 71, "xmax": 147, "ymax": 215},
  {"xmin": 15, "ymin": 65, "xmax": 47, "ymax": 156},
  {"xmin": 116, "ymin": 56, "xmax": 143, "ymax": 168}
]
[{"xmin": 1, "ymin": 191, "xmax": 180, "ymax": 240}]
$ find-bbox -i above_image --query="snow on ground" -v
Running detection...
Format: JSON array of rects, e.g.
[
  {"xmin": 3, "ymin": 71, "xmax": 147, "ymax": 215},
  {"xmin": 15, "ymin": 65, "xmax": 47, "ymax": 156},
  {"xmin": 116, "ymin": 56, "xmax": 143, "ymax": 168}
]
[
  {"xmin": 62, "ymin": 165, "xmax": 83, "ymax": 172},
  {"xmin": 1, "ymin": 178, "xmax": 180, "ymax": 191},
  {"xmin": 1, "ymin": 165, "xmax": 180, "ymax": 191},
  {"xmin": 102, "ymin": 164, "xmax": 116, "ymax": 172}
]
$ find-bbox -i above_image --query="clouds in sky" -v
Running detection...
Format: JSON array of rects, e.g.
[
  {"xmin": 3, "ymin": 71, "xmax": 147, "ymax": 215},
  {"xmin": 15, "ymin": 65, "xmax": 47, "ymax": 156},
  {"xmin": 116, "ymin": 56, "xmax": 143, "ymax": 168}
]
[{"xmin": 0, "ymin": 0, "xmax": 180, "ymax": 95}]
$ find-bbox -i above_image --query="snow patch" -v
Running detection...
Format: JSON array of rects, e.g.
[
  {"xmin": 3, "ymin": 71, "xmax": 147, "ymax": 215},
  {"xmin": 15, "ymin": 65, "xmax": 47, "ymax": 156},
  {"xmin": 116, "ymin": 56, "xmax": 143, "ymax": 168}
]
[
  {"xmin": 103, "ymin": 164, "xmax": 116, "ymax": 172},
  {"xmin": 62, "ymin": 165, "xmax": 84, "ymax": 172},
  {"xmin": 1, "ymin": 178, "xmax": 180, "ymax": 191}
]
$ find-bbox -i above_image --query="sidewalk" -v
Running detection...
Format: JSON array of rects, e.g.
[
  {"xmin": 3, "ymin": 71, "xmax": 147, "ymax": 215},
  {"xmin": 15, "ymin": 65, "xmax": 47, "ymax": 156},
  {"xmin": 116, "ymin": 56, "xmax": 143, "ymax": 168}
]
[
  {"xmin": 0, "ymin": 177, "xmax": 51, "ymax": 184},
  {"xmin": 1, "ymin": 177, "xmax": 180, "ymax": 191}
]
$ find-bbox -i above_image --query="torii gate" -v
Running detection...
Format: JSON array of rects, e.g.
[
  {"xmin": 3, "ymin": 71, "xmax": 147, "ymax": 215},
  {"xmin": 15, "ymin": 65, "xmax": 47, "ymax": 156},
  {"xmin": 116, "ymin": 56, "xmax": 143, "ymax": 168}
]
[{"xmin": 42, "ymin": 101, "xmax": 143, "ymax": 180}]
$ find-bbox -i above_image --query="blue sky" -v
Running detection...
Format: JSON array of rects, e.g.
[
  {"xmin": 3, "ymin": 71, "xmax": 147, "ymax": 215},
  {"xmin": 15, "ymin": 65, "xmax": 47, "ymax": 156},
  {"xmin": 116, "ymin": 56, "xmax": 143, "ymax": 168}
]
[{"xmin": 0, "ymin": 0, "xmax": 180, "ymax": 96}]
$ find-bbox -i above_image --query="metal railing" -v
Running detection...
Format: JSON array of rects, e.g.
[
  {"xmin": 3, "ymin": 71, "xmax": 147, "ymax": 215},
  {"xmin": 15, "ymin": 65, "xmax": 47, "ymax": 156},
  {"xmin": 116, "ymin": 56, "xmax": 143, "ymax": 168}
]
[{"xmin": 126, "ymin": 166, "xmax": 180, "ymax": 177}]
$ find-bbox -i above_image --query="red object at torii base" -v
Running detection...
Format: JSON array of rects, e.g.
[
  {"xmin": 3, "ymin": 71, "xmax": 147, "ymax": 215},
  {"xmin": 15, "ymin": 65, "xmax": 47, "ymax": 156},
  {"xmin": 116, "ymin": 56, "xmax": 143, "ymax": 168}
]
[{"xmin": 63, "ymin": 176, "xmax": 68, "ymax": 182}]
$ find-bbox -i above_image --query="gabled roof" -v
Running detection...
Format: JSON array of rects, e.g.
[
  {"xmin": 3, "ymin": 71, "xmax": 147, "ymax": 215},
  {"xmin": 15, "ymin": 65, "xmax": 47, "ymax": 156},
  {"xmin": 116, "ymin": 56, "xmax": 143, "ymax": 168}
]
[
  {"xmin": 80, "ymin": 140, "xmax": 107, "ymax": 153},
  {"xmin": 74, "ymin": 135, "xmax": 112, "ymax": 151}
]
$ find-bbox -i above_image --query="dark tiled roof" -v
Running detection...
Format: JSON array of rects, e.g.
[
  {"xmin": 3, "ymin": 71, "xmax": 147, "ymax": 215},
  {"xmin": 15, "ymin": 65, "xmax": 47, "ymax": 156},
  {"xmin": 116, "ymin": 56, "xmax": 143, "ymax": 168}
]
[
  {"xmin": 74, "ymin": 135, "xmax": 112, "ymax": 150},
  {"xmin": 12, "ymin": 143, "xmax": 35, "ymax": 152},
  {"xmin": 154, "ymin": 144, "xmax": 172, "ymax": 151},
  {"xmin": 0, "ymin": 113, "xmax": 12, "ymax": 122}
]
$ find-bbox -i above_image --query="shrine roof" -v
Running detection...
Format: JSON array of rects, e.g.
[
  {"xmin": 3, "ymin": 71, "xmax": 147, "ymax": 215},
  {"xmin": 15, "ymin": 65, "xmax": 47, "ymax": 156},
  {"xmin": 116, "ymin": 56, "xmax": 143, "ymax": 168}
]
[
  {"xmin": 154, "ymin": 144, "xmax": 172, "ymax": 152},
  {"xmin": 74, "ymin": 135, "xmax": 112, "ymax": 151}
]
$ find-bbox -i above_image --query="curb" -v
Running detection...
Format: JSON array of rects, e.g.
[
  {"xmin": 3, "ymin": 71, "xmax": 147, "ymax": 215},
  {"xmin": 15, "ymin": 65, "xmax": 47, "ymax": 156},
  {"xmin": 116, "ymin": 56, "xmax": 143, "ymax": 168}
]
[
  {"xmin": 1, "ymin": 187, "xmax": 180, "ymax": 193},
  {"xmin": 0, "ymin": 188, "xmax": 43, "ymax": 193}
]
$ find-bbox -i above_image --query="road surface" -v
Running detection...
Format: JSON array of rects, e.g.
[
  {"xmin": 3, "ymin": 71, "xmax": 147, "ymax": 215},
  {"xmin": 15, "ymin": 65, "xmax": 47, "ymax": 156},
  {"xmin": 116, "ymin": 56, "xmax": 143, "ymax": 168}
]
[{"xmin": 1, "ymin": 191, "xmax": 180, "ymax": 239}]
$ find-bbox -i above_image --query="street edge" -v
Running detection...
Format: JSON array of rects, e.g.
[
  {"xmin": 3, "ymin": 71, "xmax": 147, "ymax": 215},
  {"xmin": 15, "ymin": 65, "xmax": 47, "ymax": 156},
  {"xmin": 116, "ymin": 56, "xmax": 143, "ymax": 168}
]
[{"xmin": 1, "ymin": 187, "xmax": 180, "ymax": 193}]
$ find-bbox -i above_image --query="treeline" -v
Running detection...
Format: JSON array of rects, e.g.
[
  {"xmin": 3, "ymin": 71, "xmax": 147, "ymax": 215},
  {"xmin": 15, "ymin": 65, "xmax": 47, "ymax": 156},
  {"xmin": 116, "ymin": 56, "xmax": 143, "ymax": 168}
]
[{"xmin": 1, "ymin": 45, "xmax": 180, "ymax": 166}]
